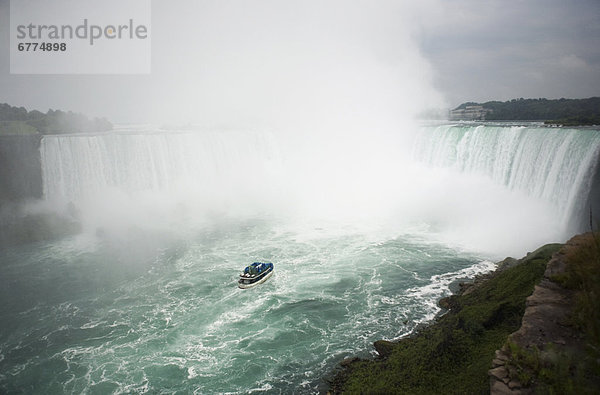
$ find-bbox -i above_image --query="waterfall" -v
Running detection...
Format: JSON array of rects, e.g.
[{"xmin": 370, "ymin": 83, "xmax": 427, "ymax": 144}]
[
  {"xmin": 37, "ymin": 124, "xmax": 600, "ymax": 250},
  {"xmin": 40, "ymin": 129, "xmax": 279, "ymax": 204},
  {"xmin": 412, "ymin": 124, "xmax": 600, "ymax": 233}
]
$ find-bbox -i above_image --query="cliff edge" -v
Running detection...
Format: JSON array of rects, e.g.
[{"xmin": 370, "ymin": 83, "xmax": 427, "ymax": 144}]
[
  {"xmin": 489, "ymin": 233, "xmax": 600, "ymax": 394},
  {"xmin": 327, "ymin": 234, "xmax": 600, "ymax": 393}
]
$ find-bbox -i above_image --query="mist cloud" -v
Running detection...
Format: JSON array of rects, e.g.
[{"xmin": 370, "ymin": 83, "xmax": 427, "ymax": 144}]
[{"xmin": 0, "ymin": 0, "xmax": 443, "ymax": 127}]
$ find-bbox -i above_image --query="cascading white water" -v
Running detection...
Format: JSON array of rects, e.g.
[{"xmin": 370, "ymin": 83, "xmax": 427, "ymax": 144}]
[
  {"xmin": 412, "ymin": 123, "xmax": 600, "ymax": 235},
  {"xmin": 41, "ymin": 129, "xmax": 280, "ymax": 203},
  {"xmin": 40, "ymin": 129, "xmax": 287, "ymax": 231},
  {"xmin": 38, "ymin": 125, "xmax": 414, "ymax": 233},
  {"xmin": 38, "ymin": 123, "xmax": 600, "ymax": 254}
]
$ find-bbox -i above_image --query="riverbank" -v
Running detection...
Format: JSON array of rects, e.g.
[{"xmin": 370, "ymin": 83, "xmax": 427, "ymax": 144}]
[{"xmin": 327, "ymin": 233, "xmax": 600, "ymax": 393}]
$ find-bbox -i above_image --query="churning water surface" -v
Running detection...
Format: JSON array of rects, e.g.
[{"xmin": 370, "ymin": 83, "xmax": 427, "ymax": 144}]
[
  {"xmin": 0, "ymin": 219, "xmax": 494, "ymax": 393},
  {"xmin": 1, "ymin": 123, "xmax": 599, "ymax": 393}
]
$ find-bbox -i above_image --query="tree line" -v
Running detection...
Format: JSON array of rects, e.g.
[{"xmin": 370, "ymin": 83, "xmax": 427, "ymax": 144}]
[
  {"xmin": 455, "ymin": 97, "xmax": 600, "ymax": 125},
  {"xmin": 0, "ymin": 103, "xmax": 112, "ymax": 134}
]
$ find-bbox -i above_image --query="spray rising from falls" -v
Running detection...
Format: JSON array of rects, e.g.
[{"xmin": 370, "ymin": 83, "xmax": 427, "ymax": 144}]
[
  {"xmin": 38, "ymin": 124, "xmax": 600, "ymax": 255},
  {"xmin": 40, "ymin": 129, "xmax": 286, "ymax": 231},
  {"xmin": 39, "ymin": 126, "xmax": 413, "ymax": 232},
  {"xmin": 41, "ymin": 130, "xmax": 280, "ymax": 201},
  {"xmin": 412, "ymin": 124, "xmax": 600, "ymax": 238}
]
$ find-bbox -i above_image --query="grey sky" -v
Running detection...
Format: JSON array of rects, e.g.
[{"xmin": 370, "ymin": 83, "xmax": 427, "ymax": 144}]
[
  {"xmin": 418, "ymin": 0, "xmax": 600, "ymax": 106},
  {"xmin": 0, "ymin": 0, "xmax": 599, "ymax": 124}
]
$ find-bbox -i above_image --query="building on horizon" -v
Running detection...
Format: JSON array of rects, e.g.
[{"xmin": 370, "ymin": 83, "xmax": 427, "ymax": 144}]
[{"xmin": 449, "ymin": 105, "xmax": 491, "ymax": 121}]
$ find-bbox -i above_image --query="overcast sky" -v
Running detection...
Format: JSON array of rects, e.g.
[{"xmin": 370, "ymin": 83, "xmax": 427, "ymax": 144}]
[
  {"xmin": 0, "ymin": 0, "xmax": 599, "ymax": 124},
  {"xmin": 419, "ymin": 0, "xmax": 600, "ymax": 106}
]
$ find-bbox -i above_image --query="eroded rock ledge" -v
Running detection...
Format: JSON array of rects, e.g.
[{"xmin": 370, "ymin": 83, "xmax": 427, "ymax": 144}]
[{"xmin": 489, "ymin": 234, "xmax": 591, "ymax": 394}]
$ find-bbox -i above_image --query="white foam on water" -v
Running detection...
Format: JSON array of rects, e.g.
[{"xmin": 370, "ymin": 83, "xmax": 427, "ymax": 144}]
[
  {"xmin": 403, "ymin": 259, "xmax": 497, "ymax": 326},
  {"xmin": 4, "ymin": 122, "xmax": 600, "ymax": 392}
]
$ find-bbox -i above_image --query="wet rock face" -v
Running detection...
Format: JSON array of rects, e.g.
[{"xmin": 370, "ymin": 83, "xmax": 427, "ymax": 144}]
[
  {"xmin": 0, "ymin": 206, "xmax": 81, "ymax": 247},
  {"xmin": 0, "ymin": 134, "xmax": 43, "ymax": 202},
  {"xmin": 584, "ymin": 154, "xmax": 600, "ymax": 231},
  {"xmin": 339, "ymin": 357, "xmax": 359, "ymax": 367},
  {"xmin": 373, "ymin": 340, "xmax": 395, "ymax": 359}
]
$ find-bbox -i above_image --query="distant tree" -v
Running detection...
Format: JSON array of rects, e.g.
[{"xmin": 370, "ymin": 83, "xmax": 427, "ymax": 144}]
[
  {"xmin": 0, "ymin": 103, "xmax": 113, "ymax": 134},
  {"xmin": 452, "ymin": 97, "xmax": 600, "ymax": 124}
]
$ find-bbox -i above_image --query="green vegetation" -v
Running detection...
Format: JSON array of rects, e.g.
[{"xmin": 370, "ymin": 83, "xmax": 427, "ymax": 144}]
[
  {"xmin": 513, "ymin": 232, "xmax": 600, "ymax": 392},
  {"xmin": 505, "ymin": 340, "xmax": 589, "ymax": 394},
  {"xmin": 544, "ymin": 115, "xmax": 600, "ymax": 127},
  {"xmin": 0, "ymin": 103, "xmax": 112, "ymax": 135},
  {"xmin": 553, "ymin": 233, "xmax": 600, "ymax": 345},
  {"xmin": 329, "ymin": 244, "xmax": 562, "ymax": 394},
  {"xmin": 455, "ymin": 97, "xmax": 600, "ymax": 125}
]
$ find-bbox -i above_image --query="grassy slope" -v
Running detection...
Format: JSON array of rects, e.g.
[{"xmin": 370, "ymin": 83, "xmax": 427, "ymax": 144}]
[{"xmin": 331, "ymin": 244, "xmax": 562, "ymax": 394}]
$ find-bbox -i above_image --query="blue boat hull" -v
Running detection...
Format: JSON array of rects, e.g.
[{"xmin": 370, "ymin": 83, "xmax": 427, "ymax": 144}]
[{"xmin": 238, "ymin": 263, "xmax": 274, "ymax": 289}]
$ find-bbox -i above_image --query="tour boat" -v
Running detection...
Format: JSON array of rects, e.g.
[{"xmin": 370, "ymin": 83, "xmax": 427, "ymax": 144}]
[{"xmin": 238, "ymin": 262, "xmax": 274, "ymax": 289}]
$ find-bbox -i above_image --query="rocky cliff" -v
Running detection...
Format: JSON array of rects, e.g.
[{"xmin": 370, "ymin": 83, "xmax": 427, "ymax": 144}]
[
  {"xmin": 0, "ymin": 134, "xmax": 43, "ymax": 202},
  {"xmin": 328, "ymin": 234, "xmax": 600, "ymax": 393},
  {"xmin": 489, "ymin": 233, "xmax": 600, "ymax": 393}
]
